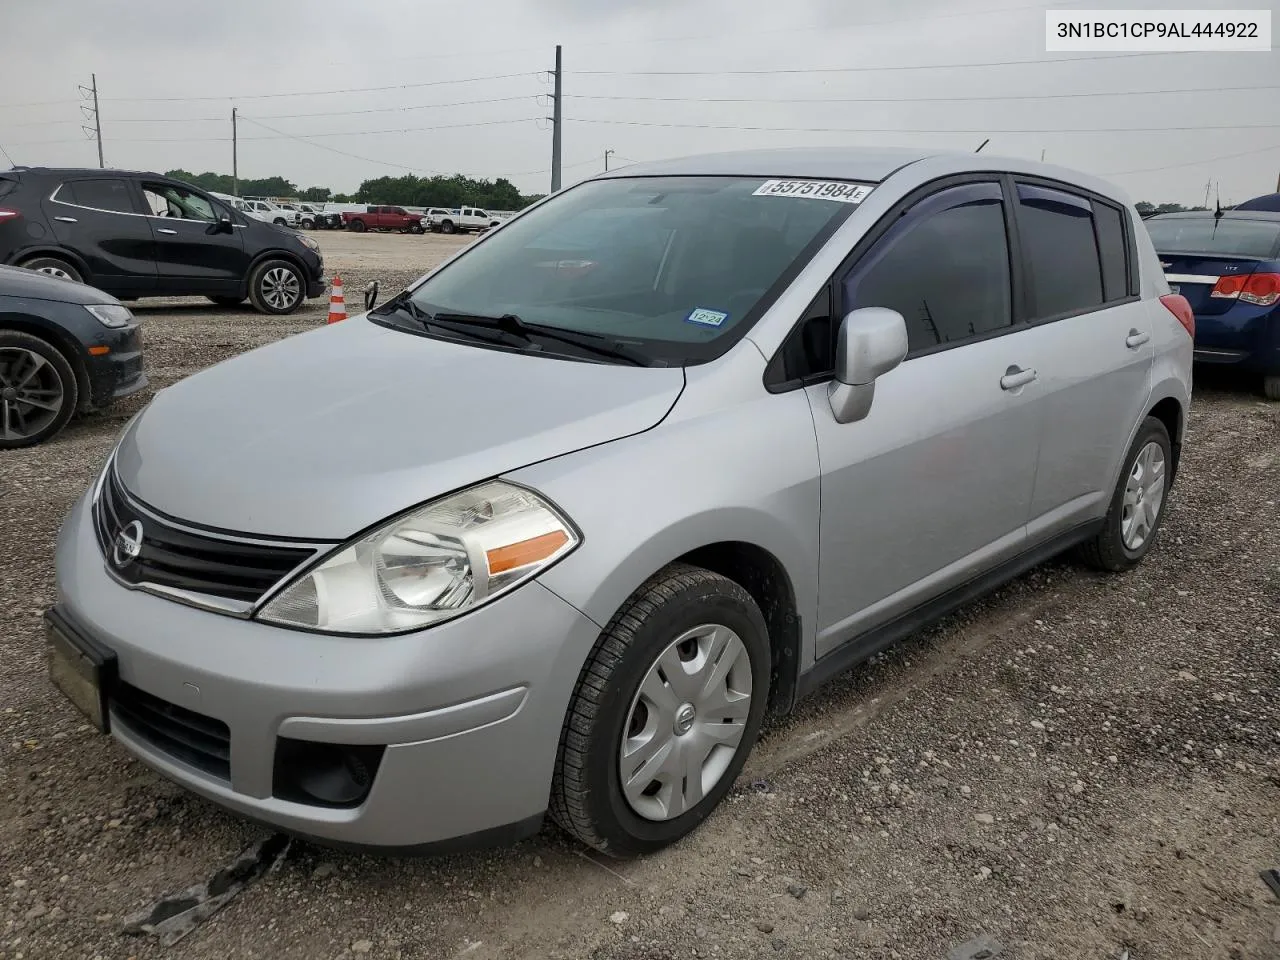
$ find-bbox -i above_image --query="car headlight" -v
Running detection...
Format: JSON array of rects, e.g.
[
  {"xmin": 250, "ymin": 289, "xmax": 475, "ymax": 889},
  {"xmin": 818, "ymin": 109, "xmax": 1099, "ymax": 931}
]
[
  {"xmin": 257, "ymin": 481, "xmax": 579, "ymax": 634},
  {"xmin": 84, "ymin": 304, "xmax": 134, "ymax": 328},
  {"xmin": 297, "ymin": 234, "xmax": 320, "ymax": 252}
]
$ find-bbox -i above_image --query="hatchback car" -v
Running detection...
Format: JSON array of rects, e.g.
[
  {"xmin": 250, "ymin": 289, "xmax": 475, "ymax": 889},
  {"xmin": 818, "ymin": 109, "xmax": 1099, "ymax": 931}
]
[
  {"xmin": 0, "ymin": 263, "xmax": 146, "ymax": 447},
  {"xmin": 0, "ymin": 168, "xmax": 326, "ymax": 314},
  {"xmin": 46, "ymin": 147, "xmax": 1192, "ymax": 857},
  {"xmin": 1145, "ymin": 210, "xmax": 1280, "ymax": 399}
]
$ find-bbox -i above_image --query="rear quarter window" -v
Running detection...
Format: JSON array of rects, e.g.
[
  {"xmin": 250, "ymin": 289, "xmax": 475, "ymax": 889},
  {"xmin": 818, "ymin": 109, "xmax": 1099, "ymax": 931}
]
[{"xmin": 0, "ymin": 177, "xmax": 16, "ymax": 199}]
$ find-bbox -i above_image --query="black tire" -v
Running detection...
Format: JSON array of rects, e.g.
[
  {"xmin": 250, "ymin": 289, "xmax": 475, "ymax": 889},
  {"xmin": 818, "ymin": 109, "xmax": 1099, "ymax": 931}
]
[
  {"xmin": 1077, "ymin": 416, "xmax": 1172, "ymax": 572},
  {"xmin": 20, "ymin": 256, "xmax": 83, "ymax": 284},
  {"xmin": 349, "ymin": 219, "xmax": 367, "ymax": 233},
  {"xmin": 440, "ymin": 220, "xmax": 456, "ymax": 235},
  {"xmin": 1264, "ymin": 376, "xmax": 1280, "ymax": 401},
  {"xmin": 272, "ymin": 217, "xmax": 288, "ymax": 226},
  {"xmin": 206, "ymin": 295, "xmax": 244, "ymax": 308},
  {"xmin": 0, "ymin": 330, "xmax": 79, "ymax": 449},
  {"xmin": 247, "ymin": 259, "xmax": 305, "ymax": 315},
  {"xmin": 409, "ymin": 223, "xmax": 424, "ymax": 235},
  {"xmin": 300, "ymin": 218, "xmax": 315, "ymax": 230},
  {"xmin": 550, "ymin": 563, "xmax": 771, "ymax": 858}
]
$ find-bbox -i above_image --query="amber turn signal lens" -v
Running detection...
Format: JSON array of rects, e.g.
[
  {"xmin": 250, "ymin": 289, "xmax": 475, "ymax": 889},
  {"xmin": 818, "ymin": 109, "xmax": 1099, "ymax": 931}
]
[{"xmin": 486, "ymin": 530, "xmax": 570, "ymax": 575}]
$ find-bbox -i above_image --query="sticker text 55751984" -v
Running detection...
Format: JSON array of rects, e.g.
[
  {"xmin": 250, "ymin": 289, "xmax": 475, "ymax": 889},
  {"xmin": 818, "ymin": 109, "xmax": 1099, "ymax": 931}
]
[{"xmin": 752, "ymin": 180, "xmax": 872, "ymax": 204}]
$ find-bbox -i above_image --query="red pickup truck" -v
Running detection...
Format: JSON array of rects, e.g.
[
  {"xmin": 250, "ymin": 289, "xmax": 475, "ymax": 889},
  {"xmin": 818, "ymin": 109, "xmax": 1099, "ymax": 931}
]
[{"xmin": 342, "ymin": 206, "xmax": 424, "ymax": 234}]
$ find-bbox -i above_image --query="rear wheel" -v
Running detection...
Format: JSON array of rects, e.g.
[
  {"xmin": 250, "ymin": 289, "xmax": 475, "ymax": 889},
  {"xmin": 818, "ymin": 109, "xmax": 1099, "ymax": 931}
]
[
  {"xmin": 0, "ymin": 330, "xmax": 78, "ymax": 448},
  {"xmin": 20, "ymin": 256, "xmax": 82, "ymax": 284},
  {"xmin": 1264, "ymin": 376, "xmax": 1280, "ymax": 401},
  {"xmin": 248, "ymin": 259, "xmax": 305, "ymax": 315},
  {"xmin": 550, "ymin": 564, "xmax": 770, "ymax": 857},
  {"xmin": 1077, "ymin": 416, "xmax": 1172, "ymax": 572},
  {"xmin": 300, "ymin": 218, "xmax": 315, "ymax": 230},
  {"xmin": 349, "ymin": 219, "xmax": 367, "ymax": 233},
  {"xmin": 440, "ymin": 220, "xmax": 456, "ymax": 235},
  {"xmin": 273, "ymin": 217, "xmax": 288, "ymax": 227}
]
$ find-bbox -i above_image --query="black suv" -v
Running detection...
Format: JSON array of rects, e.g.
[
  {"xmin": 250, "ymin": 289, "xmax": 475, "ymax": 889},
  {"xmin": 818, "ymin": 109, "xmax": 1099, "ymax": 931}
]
[{"xmin": 0, "ymin": 168, "xmax": 325, "ymax": 314}]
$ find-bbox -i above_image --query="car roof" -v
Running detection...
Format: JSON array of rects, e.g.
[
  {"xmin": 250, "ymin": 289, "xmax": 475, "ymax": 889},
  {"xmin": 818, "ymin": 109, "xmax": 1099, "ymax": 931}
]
[
  {"xmin": 589, "ymin": 146, "xmax": 1128, "ymax": 200},
  {"xmin": 1148, "ymin": 209, "xmax": 1280, "ymax": 222},
  {"xmin": 6, "ymin": 166, "xmax": 169, "ymax": 180}
]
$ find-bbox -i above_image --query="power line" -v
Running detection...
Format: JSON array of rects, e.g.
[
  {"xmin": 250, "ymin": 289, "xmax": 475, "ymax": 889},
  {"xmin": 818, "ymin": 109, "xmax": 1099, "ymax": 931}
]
[
  {"xmin": 567, "ymin": 118, "xmax": 1280, "ymax": 134},
  {"xmin": 242, "ymin": 117, "xmax": 541, "ymax": 139},
  {"xmin": 564, "ymin": 84, "xmax": 1280, "ymax": 106},
  {"xmin": 572, "ymin": 51, "xmax": 1192, "ymax": 77},
  {"xmin": 1103, "ymin": 143, "xmax": 1280, "ymax": 176},
  {"xmin": 100, "ymin": 71, "xmax": 539, "ymax": 103}
]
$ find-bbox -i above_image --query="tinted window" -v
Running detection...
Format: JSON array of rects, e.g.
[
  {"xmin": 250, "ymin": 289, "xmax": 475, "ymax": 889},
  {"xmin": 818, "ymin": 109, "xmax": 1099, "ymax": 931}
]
[
  {"xmin": 1017, "ymin": 184, "xmax": 1103, "ymax": 317},
  {"xmin": 844, "ymin": 182, "xmax": 1012, "ymax": 353},
  {"xmin": 1093, "ymin": 201, "xmax": 1128, "ymax": 301},
  {"xmin": 0, "ymin": 177, "xmax": 17, "ymax": 199},
  {"xmin": 66, "ymin": 178, "xmax": 135, "ymax": 214},
  {"xmin": 142, "ymin": 183, "xmax": 216, "ymax": 221},
  {"xmin": 1144, "ymin": 216, "xmax": 1280, "ymax": 259}
]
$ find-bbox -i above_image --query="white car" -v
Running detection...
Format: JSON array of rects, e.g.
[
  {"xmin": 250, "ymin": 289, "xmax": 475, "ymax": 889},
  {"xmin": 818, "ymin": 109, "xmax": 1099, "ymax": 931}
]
[
  {"xmin": 241, "ymin": 199, "xmax": 299, "ymax": 228},
  {"xmin": 427, "ymin": 206, "xmax": 501, "ymax": 235}
]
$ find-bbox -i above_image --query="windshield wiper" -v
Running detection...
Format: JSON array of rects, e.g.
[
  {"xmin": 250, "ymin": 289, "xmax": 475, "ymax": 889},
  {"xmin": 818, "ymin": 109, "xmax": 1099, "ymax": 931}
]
[
  {"xmin": 430, "ymin": 311, "xmax": 660, "ymax": 367},
  {"xmin": 376, "ymin": 297, "xmax": 525, "ymax": 347}
]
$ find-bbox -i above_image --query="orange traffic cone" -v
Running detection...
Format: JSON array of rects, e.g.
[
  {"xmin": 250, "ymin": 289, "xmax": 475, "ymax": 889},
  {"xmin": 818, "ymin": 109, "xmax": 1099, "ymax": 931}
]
[{"xmin": 327, "ymin": 276, "xmax": 347, "ymax": 324}]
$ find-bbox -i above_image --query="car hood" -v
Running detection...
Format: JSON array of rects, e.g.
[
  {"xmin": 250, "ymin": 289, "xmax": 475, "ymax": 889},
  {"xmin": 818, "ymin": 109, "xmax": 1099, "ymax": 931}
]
[
  {"xmin": 0, "ymin": 263, "xmax": 120, "ymax": 305},
  {"xmin": 115, "ymin": 317, "xmax": 684, "ymax": 539}
]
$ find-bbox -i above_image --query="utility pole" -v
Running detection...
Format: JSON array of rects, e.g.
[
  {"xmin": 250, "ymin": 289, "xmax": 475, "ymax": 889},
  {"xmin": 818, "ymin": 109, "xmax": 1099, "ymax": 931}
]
[
  {"xmin": 604, "ymin": 148, "xmax": 614, "ymax": 172},
  {"xmin": 550, "ymin": 44, "xmax": 563, "ymax": 193},
  {"xmin": 79, "ymin": 74, "xmax": 104, "ymax": 168},
  {"xmin": 232, "ymin": 107, "xmax": 238, "ymax": 196}
]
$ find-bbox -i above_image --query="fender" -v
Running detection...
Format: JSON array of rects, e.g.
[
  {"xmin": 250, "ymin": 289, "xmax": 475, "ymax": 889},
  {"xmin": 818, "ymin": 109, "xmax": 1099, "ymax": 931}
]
[
  {"xmin": 241, "ymin": 248, "xmax": 312, "ymax": 298},
  {"xmin": 5, "ymin": 244, "xmax": 92, "ymax": 281}
]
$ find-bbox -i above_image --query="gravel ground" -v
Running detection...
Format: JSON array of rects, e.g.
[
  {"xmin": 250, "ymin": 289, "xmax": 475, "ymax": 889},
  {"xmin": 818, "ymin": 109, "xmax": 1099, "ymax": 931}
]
[{"xmin": 1, "ymin": 231, "xmax": 1277, "ymax": 959}]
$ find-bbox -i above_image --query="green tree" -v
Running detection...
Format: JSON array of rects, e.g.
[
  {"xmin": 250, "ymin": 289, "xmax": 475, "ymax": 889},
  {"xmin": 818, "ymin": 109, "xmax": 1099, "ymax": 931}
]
[{"xmin": 300, "ymin": 186, "xmax": 332, "ymax": 202}]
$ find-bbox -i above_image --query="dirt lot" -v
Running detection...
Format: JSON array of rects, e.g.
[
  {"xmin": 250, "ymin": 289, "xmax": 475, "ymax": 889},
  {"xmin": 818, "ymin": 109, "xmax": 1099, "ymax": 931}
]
[{"xmin": 1, "ymin": 230, "xmax": 1277, "ymax": 960}]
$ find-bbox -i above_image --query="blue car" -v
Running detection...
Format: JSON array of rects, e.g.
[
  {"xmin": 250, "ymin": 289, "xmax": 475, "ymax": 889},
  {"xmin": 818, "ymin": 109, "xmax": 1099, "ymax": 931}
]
[{"xmin": 1146, "ymin": 211, "xmax": 1280, "ymax": 399}]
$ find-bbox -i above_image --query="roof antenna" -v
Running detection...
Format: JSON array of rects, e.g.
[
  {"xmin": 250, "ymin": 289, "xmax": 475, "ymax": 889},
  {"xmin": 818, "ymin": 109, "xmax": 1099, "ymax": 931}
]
[
  {"xmin": 1212, "ymin": 182, "xmax": 1224, "ymax": 240},
  {"xmin": 974, "ymin": 138, "xmax": 990, "ymax": 154},
  {"xmin": 0, "ymin": 141, "xmax": 14, "ymax": 168}
]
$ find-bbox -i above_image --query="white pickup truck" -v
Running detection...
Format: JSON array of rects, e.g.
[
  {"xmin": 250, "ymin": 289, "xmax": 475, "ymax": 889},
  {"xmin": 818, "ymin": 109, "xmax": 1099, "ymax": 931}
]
[
  {"xmin": 239, "ymin": 198, "xmax": 300, "ymax": 227},
  {"xmin": 425, "ymin": 206, "xmax": 501, "ymax": 235}
]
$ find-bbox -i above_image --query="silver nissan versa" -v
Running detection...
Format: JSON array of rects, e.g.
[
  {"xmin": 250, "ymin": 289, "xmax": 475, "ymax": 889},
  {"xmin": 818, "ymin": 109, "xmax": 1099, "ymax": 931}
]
[{"xmin": 47, "ymin": 147, "xmax": 1193, "ymax": 857}]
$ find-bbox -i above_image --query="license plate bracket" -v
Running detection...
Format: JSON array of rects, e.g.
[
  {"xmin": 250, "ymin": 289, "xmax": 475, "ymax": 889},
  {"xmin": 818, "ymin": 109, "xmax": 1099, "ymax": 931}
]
[{"xmin": 45, "ymin": 611, "xmax": 117, "ymax": 734}]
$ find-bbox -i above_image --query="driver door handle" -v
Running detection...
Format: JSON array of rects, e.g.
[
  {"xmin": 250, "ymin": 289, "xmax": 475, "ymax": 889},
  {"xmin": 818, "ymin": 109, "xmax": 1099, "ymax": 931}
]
[
  {"xmin": 156, "ymin": 228, "xmax": 177, "ymax": 235},
  {"xmin": 1125, "ymin": 329, "xmax": 1151, "ymax": 348},
  {"xmin": 1000, "ymin": 365, "xmax": 1038, "ymax": 391}
]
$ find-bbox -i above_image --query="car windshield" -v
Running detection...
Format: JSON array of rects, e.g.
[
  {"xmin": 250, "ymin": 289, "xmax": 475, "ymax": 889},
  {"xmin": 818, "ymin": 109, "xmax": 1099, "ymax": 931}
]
[
  {"xmin": 396, "ymin": 176, "xmax": 868, "ymax": 364},
  {"xmin": 1146, "ymin": 217, "xmax": 1280, "ymax": 258}
]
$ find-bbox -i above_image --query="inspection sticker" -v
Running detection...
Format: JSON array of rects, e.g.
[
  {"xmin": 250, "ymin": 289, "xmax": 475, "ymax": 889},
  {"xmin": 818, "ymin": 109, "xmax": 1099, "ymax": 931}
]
[
  {"xmin": 753, "ymin": 180, "xmax": 872, "ymax": 203},
  {"xmin": 685, "ymin": 307, "xmax": 730, "ymax": 327}
]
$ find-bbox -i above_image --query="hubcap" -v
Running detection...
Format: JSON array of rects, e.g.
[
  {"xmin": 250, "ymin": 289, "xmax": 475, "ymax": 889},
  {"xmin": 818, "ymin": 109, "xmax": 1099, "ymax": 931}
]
[
  {"xmin": 261, "ymin": 267, "xmax": 301, "ymax": 310},
  {"xmin": 1121, "ymin": 441, "xmax": 1166, "ymax": 551},
  {"xmin": 0, "ymin": 348, "xmax": 64, "ymax": 441},
  {"xmin": 35, "ymin": 265, "xmax": 73, "ymax": 281},
  {"xmin": 619, "ymin": 623, "xmax": 752, "ymax": 822}
]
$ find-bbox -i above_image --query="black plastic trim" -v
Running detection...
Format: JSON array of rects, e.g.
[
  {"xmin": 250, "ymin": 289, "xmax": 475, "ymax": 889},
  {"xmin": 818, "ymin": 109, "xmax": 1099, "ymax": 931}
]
[
  {"xmin": 796, "ymin": 520, "xmax": 1104, "ymax": 701},
  {"xmin": 244, "ymin": 812, "xmax": 547, "ymax": 858}
]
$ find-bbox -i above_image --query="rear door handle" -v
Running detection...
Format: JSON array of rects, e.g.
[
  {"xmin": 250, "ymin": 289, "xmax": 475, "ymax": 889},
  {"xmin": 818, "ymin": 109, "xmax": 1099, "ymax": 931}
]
[
  {"xmin": 54, "ymin": 216, "xmax": 78, "ymax": 223},
  {"xmin": 1125, "ymin": 329, "xmax": 1151, "ymax": 348},
  {"xmin": 156, "ymin": 228, "xmax": 177, "ymax": 236},
  {"xmin": 1000, "ymin": 365, "xmax": 1038, "ymax": 391}
]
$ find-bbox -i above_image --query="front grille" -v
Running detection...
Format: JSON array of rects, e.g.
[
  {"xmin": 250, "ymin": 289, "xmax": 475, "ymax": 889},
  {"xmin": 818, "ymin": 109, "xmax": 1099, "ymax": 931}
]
[
  {"xmin": 93, "ymin": 466, "xmax": 316, "ymax": 605},
  {"xmin": 112, "ymin": 681, "xmax": 231, "ymax": 780}
]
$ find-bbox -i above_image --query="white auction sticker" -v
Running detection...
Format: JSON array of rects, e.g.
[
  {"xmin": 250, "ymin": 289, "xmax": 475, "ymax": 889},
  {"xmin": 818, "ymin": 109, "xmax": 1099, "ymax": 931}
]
[
  {"xmin": 1046, "ymin": 10, "xmax": 1271, "ymax": 51},
  {"xmin": 753, "ymin": 180, "xmax": 873, "ymax": 203}
]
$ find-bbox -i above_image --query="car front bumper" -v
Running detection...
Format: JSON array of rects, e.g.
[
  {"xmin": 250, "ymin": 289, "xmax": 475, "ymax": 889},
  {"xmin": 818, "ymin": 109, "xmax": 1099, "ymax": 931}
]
[
  {"xmin": 51, "ymin": 492, "xmax": 603, "ymax": 851},
  {"xmin": 84, "ymin": 322, "xmax": 147, "ymax": 410}
]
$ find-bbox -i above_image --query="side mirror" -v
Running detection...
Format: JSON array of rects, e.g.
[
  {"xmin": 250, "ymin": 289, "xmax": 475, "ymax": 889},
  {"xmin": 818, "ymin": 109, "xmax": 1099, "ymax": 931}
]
[
  {"xmin": 363, "ymin": 280, "xmax": 380, "ymax": 312},
  {"xmin": 214, "ymin": 214, "xmax": 234, "ymax": 235},
  {"xmin": 827, "ymin": 307, "xmax": 908, "ymax": 424}
]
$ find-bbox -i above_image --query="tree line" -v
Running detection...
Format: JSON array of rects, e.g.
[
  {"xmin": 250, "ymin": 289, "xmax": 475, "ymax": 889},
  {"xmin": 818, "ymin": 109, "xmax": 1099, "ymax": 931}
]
[{"xmin": 165, "ymin": 170, "xmax": 543, "ymax": 210}]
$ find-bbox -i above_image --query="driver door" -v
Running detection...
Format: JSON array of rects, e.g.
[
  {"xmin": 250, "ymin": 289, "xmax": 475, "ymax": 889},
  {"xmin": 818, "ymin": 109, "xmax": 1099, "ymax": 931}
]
[{"xmin": 141, "ymin": 180, "xmax": 246, "ymax": 294}]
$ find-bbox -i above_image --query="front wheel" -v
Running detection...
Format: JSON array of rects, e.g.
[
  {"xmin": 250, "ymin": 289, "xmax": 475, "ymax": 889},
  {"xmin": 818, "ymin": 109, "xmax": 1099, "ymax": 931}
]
[
  {"xmin": 1077, "ymin": 416, "xmax": 1172, "ymax": 572},
  {"xmin": 248, "ymin": 259, "xmax": 305, "ymax": 315},
  {"xmin": 409, "ymin": 223, "xmax": 423, "ymax": 235},
  {"xmin": 349, "ymin": 219, "xmax": 367, "ymax": 233},
  {"xmin": 439, "ymin": 220, "xmax": 456, "ymax": 235},
  {"xmin": 550, "ymin": 564, "xmax": 770, "ymax": 858},
  {"xmin": 300, "ymin": 218, "xmax": 315, "ymax": 230},
  {"xmin": 0, "ymin": 331, "xmax": 78, "ymax": 448}
]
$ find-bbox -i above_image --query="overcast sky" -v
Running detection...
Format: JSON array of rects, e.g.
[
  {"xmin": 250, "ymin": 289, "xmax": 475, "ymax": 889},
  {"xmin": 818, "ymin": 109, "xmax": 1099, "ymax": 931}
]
[{"xmin": 1, "ymin": 0, "xmax": 1276, "ymax": 205}]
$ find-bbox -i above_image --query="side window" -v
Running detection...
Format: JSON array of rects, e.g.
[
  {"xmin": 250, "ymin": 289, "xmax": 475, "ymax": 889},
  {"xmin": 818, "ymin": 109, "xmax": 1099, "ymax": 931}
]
[
  {"xmin": 1092, "ymin": 201, "xmax": 1129, "ymax": 301},
  {"xmin": 143, "ymin": 184, "xmax": 216, "ymax": 221},
  {"xmin": 63, "ymin": 178, "xmax": 136, "ymax": 214},
  {"xmin": 844, "ymin": 182, "xmax": 1013, "ymax": 353},
  {"xmin": 1016, "ymin": 183, "xmax": 1103, "ymax": 317}
]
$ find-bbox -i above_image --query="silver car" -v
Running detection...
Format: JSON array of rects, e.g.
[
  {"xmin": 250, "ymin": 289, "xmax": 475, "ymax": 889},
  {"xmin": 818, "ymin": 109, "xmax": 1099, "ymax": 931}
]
[{"xmin": 47, "ymin": 147, "xmax": 1193, "ymax": 857}]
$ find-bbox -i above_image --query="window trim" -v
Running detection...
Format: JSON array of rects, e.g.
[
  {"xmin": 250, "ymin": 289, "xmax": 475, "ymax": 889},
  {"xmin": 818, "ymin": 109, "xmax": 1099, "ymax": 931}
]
[
  {"xmin": 49, "ymin": 178, "xmax": 147, "ymax": 218},
  {"xmin": 765, "ymin": 172, "xmax": 1023, "ymax": 393},
  {"xmin": 140, "ymin": 180, "xmax": 223, "ymax": 226},
  {"xmin": 1008, "ymin": 174, "xmax": 1140, "ymax": 328}
]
